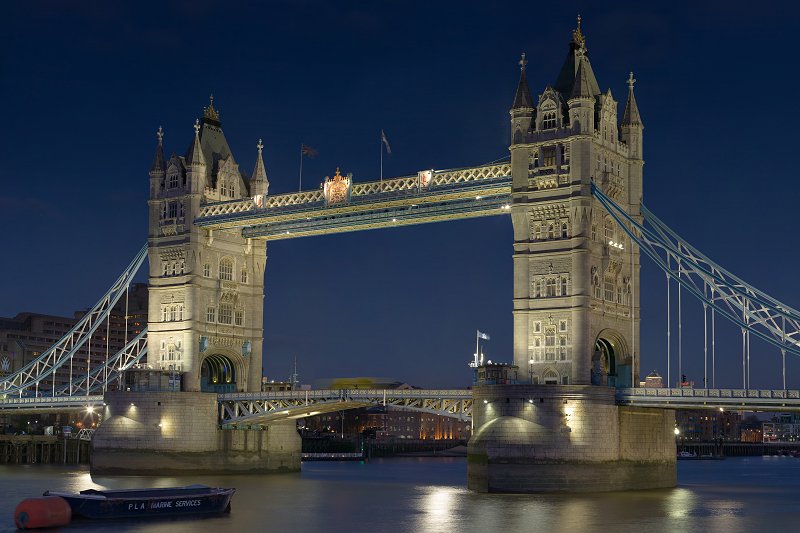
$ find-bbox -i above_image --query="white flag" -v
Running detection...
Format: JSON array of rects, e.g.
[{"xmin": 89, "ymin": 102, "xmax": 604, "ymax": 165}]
[
  {"xmin": 478, "ymin": 331, "xmax": 490, "ymax": 340},
  {"xmin": 381, "ymin": 129, "xmax": 392, "ymax": 155}
]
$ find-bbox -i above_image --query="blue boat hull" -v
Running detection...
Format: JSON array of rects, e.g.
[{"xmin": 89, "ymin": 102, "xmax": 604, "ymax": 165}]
[{"xmin": 43, "ymin": 485, "xmax": 235, "ymax": 520}]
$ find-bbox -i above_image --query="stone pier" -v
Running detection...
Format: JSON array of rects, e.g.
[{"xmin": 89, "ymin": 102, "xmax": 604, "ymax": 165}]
[
  {"xmin": 91, "ymin": 391, "xmax": 300, "ymax": 475},
  {"xmin": 468, "ymin": 384, "xmax": 676, "ymax": 493}
]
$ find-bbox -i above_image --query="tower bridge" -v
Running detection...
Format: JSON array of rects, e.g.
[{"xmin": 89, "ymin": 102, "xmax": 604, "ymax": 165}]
[{"xmin": 2, "ymin": 19, "xmax": 800, "ymax": 491}]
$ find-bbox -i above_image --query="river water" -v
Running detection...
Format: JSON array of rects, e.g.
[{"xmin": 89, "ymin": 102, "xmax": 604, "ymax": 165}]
[{"xmin": 1, "ymin": 457, "xmax": 799, "ymax": 532}]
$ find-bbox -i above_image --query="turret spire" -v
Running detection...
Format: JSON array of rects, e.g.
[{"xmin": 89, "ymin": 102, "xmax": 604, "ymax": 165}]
[
  {"xmin": 621, "ymin": 71, "xmax": 643, "ymax": 127},
  {"xmin": 512, "ymin": 52, "xmax": 534, "ymax": 109},
  {"xmin": 150, "ymin": 126, "xmax": 166, "ymax": 173},
  {"xmin": 187, "ymin": 119, "xmax": 206, "ymax": 167},
  {"xmin": 250, "ymin": 138, "xmax": 269, "ymax": 196},
  {"xmin": 202, "ymin": 94, "xmax": 221, "ymax": 126}
]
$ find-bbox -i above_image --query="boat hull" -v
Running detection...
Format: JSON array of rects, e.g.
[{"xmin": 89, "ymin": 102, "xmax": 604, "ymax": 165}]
[{"xmin": 43, "ymin": 486, "xmax": 234, "ymax": 520}]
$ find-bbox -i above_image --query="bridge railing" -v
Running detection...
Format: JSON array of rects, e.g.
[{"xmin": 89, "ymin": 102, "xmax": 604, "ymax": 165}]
[{"xmin": 619, "ymin": 387, "xmax": 800, "ymax": 399}]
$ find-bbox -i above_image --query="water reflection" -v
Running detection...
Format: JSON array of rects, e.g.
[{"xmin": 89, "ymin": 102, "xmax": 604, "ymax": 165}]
[{"xmin": 0, "ymin": 458, "xmax": 799, "ymax": 533}]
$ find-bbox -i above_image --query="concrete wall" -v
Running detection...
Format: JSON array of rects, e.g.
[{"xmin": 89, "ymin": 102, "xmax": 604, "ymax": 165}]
[
  {"xmin": 91, "ymin": 391, "xmax": 300, "ymax": 475},
  {"xmin": 468, "ymin": 384, "xmax": 675, "ymax": 493}
]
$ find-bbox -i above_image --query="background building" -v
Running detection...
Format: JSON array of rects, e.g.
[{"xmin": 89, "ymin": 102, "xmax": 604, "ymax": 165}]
[{"xmin": 675, "ymin": 409, "xmax": 741, "ymax": 442}]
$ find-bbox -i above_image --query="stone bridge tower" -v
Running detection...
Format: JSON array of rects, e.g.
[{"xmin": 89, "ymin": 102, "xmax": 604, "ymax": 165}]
[
  {"xmin": 146, "ymin": 99, "xmax": 267, "ymax": 393},
  {"xmin": 509, "ymin": 18, "xmax": 644, "ymax": 388}
]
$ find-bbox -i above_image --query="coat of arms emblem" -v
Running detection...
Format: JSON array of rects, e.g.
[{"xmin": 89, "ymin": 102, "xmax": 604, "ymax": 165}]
[{"xmin": 323, "ymin": 168, "xmax": 351, "ymax": 205}]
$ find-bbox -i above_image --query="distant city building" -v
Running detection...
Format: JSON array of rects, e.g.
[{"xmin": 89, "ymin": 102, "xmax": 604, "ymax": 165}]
[
  {"xmin": 304, "ymin": 406, "xmax": 471, "ymax": 441},
  {"xmin": 763, "ymin": 413, "xmax": 800, "ymax": 443},
  {"xmin": 675, "ymin": 409, "xmax": 741, "ymax": 442},
  {"xmin": 0, "ymin": 283, "xmax": 148, "ymax": 395}
]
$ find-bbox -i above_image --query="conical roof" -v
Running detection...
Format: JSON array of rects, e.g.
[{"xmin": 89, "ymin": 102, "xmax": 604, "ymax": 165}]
[
  {"xmin": 150, "ymin": 127, "xmax": 166, "ymax": 173},
  {"xmin": 569, "ymin": 55, "xmax": 594, "ymax": 100},
  {"xmin": 186, "ymin": 119, "xmax": 206, "ymax": 167},
  {"xmin": 512, "ymin": 53, "xmax": 534, "ymax": 109},
  {"xmin": 621, "ymin": 72, "xmax": 643, "ymax": 127},
  {"xmin": 554, "ymin": 19, "xmax": 601, "ymax": 101}
]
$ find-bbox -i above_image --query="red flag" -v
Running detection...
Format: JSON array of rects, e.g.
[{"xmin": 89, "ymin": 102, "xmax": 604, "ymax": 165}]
[{"xmin": 301, "ymin": 144, "xmax": 318, "ymax": 158}]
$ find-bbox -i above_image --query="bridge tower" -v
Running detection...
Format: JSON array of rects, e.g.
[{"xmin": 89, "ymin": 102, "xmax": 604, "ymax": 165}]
[
  {"xmin": 509, "ymin": 19, "xmax": 643, "ymax": 388},
  {"xmin": 468, "ymin": 19, "xmax": 674, "ymax": 493},
  {"xmin": 146, "ymin": 99, "xmax": 267, "ymax": 393}
]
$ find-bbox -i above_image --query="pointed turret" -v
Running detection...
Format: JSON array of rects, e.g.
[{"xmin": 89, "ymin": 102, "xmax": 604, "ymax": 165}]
[
  {"xmin": 510, "ymin": 53, "xmax": 535, "ymax": 144},
  {"xmin": 186, "ymin": 119, "xmax": 207, "ymax": 194},
  {"xmin": 554, "ymin": 15, "xmax": 601, "ymax": 101},
  {"xmin": 569, "ymin": 55, "xmax": 594, "ymax": 100},
  {"xmin": 621, "ymin": 72, "xmax": 643, "ymax": 127},
  {"xmin": 567, "ymin": 53, "xmax": 596, "ymax": 134},
  {"xmin": 620, "ymin": 72, "xmax": 643, "ymax": 159},
  {"xmin": 512, "ymin": 53, "xmax": 534, "ymax": 110},
  {"xmin": 150, "ymin": 126, "xmax": 166, "ymax": 174},
  {"xmin": 250, "ymin": 139, "xmax": 269, "ymax": 197},
  {"xmin": 149, "ymin": 126, "xmax": 166, "ymax": 199}
]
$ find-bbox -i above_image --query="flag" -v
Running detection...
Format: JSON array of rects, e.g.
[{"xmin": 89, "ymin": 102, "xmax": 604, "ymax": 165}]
[
  {"xmin": 381, "ymin": 130, "xmax": 391, "ymax": 155},
  {"xmin": 478, "ymin": 331, "xmax": 490, "ymax": 340},
  {"xmin": 301, "ymin": 144, "xmax": 318, "ymax": 158}
]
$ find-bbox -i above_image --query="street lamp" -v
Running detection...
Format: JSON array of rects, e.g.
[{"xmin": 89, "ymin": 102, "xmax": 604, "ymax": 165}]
[{"xmin": 529, "ymin": 359, "xmax": 535, "ymax": 384}]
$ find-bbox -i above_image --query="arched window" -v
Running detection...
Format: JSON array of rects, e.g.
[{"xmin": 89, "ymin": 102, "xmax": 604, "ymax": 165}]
[
  {"xmin": 546, "ymin": 278, "xmax": 556, "ymax": 297},
  {"xmin": 220, "ymin": 181, "xmax": 228, "ymax": 197},
  {"xmin": 533, "ymin": 224, "xmax": 541, "ymax": 240},
  {"xmin": 543, "ymin": 367, "xmax": 559, "ymax": 384},
  {"xmin": 219, "ymin": 259, "xmax": 233, "ymax": 281},
  {"xmin": 207, "ymin": 306, "xmax": 216, "ymax": 323},
  {"xmin": 234, "ymin": 310, "xmax": 244, "ymax": 326},
  {"xmin": 177, "ymin": 305, "xmax": 183, "ymax": 321},
  {"xmin": 547, "ymin": 224, "xmax": 555, "ymax": 239},
  {"xmin": 167, "ymin": 344, "xmax": 175, "ymax": 360},
  {"xmin": 604, "ymin": 218, "xmax": 615, "ymax": 242},
  {"xmin": 241, "ymin": 270, "xmax": 248, "ymax": 284},
  {"xmin": 161, "ymin": 308, "xmax": 168, "ymax": 322},
  {"xmin": 203, "ymin": 264, "xmax": 211, "ymax": 278},
  {"xmin": 561, "ymin": 222, "xmax": 569, "ymax": 238},
  {"xmin": 168, "ymin": 171, "xmax": 179, "ymax": 189},
  {"xmin": 560, "ymin": 276, "xmax": 568, "ymax": 296},
  {"xmin": 170, "ymin": 306, "xmax": 176, "ymax": 321},
  {"xmin": 218, "ymin": 303, "xmax": 233, "ymax": 324},
  {"xmin": 542, "ymin": 111, "xmax": 557, "ymax": 129},
  {"xmin": 591, "ymin": 224, "xmax": 597, "ymax": 241}
]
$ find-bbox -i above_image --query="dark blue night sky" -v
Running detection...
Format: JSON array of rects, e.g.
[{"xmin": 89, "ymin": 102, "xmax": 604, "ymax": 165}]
[{"xmin": 2, "ymin": 1, "xmax": 798, "ymax": 388}]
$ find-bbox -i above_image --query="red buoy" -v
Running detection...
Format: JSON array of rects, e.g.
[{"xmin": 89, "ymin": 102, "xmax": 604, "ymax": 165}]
[{"xmin": 14, "ymin": 496, "xmax": 71, "ymax": 529}]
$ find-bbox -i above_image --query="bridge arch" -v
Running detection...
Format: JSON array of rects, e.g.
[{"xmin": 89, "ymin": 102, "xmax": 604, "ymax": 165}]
[
  {"xmin": 200, "ymin": 352, "xmax": 242, "ymax": 393},
  {"xmin": 592, "ymin": 329, "xmax": 630, "ymax": 388}
]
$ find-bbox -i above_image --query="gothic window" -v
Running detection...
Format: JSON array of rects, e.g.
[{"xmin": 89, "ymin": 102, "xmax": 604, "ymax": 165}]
[
  {"xmin": 229, "ymin": 185, "xmax": 236, "ymax": 198},
  {"xmin": 179, "ymin": 261, "xmax": 185, "ymax": 274},
  {"xmin": 219, "ymin": 259, "xmax": 233, "ymax": 281},
  {"xmin": 219, "ymin": 303, "xmax": 233, "ymax": 325},
  {"xmin": 220, "ymin": 181, "xmax": 228, "ymax": 197},
  {"xmin": 533, "ymin": 321, "xmax": 542, "ymax": 333},
  {"xmin": 168, "ymin": 202, "xmax": 178, "ymax": 219},
  {"xmin": 533, "ymin": 151, "xmax": 539, "ymax": 167},
  {"xmin": 547, "ymin": 224, "xmax": 555, "ymax": 239},
  {"xmin": 561, "ymin": 222, "xmax": 569, "ymax": 239},
  {"xmin": 591, "ymin": 224, "xmax": 597, "ymax": 241},
  {"xmin": 543, "ymin": 367, "xmax": 559, "ymax": 384},
  {"xmin": 234, "ymin": 310, "xmax": 244, "ymax": 326},
  {"xmin": 559, "ymin": 320, "xmax": 568, "ymax": 332},
  {"xmin": 533, "ymin": 279, "xmax": 541, "ymax": 298},
  {"xmin": 563, "ymin": 144, "xmax": 570, "ymax": 164},
  {"xmin": 177, "ymin": 305, "xmax": 183, "ymax": 321},
  {"xmin": 170, "ymin": 306, "xmax": 176, "ymax": 321},
  {"xmin": 533, "ymin": 337, "xmax": 542, "ymax": 361},
  {"xmin": 161, "ymin": 307, "xmax": 168, "ymax": 322},
  {"xmin": 203, "ymin": 264, "xmax": 211, "ymax": 278},
  {"xmin": 559, "ymin": 336, "xmax": 568, "ymax": 360},
  {"xmin": 545, "ymin": 328, "xmax": 556, "ymax": 361},
  {"xmin": 617, "ymin": 286, "xmax": 623, "ymax": 304},
  {"xmin": 604, "ymin": 279, "xmax": 614, "ymax": 302},
  {"xmin": 542, "ymin": 146, "xmax": 556, "ymax": 167},
  {"xmin": 167, "ymin": 344, "xmax": 175, "ymax": 360},
  {"xmin": 161, "ymin": 203, "xmax": 167, "ymax": 219},
  {"xmin": 604, "ymin": 218, "xmax": 615, "ymax": 242},
  {"xmin": 206, "ymin": 306, "xmax": 216, "ymax": 323},
  {"xmin": 168, "ymin": 171, "xmax": 179, "ymax": 189},
  {"xmin": 533, "ymin": 224, "xmax": 541, "ymax": 240},
  {"xmin": 162, "ymin": 262, "xmax": 169, "ymax": 277},
  {"xmin": 546, "ymin": 278, "xmax": 556, "ymax": 297},
  {"xmin": 241, "ymin": 270, "xmax": 248, "ymax": 283},
  {"xmin": 170, "ymin": 262, "xmax": 177, "ymax": 276},
  {"xmin": 542, "ymin": 111, "xmax": 557, "ymax": 130},
  {"xmin": 560, "ymin": 276, "xmax": 568, "ymax": 296}
]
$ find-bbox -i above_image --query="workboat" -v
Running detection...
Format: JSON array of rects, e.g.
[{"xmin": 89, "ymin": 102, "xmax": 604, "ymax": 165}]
[{"xmin": 42, "ymin": 485, "xmax": 235, "ymax": 520}]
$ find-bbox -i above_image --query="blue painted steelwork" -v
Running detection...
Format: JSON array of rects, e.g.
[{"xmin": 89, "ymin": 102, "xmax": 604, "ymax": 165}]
[{"xmin": 592, "ymin": 183, "xmax": 800, "ymax": 358}]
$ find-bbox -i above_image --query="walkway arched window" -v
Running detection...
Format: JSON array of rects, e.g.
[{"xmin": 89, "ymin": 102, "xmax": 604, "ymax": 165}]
[
  {"xmin": 219, "ymin": 303, "xmax": 233, "ymax": 325},
  {"xmin": 219, "ymin": 259, "xmax": 233, "ymax": 281},
  {"xmin": 546, "ymin": 278, "xmax": 556, "ymax": 297},
  {"xmin": 548, "ymin": 224, "xmax": 555, "ymax": 240}
]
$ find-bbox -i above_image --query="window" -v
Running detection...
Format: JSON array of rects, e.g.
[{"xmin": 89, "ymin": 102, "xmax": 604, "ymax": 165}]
[
  {"xmin": 162, "ymin": 262, "xmax": 169, "ymax": 276},
  {"xmin": 203, "ymin": 264, "xmax": 211, "ymax": 278},
  {"xmin": 560, "ymin": 144, "xmax": 568, "ymax": 165},
  {"xmin": 593, "ymin": 276, "xmax": 602, "ymax": 299},
  {"xmin": 220, "ymin": 181, "xmax": 228, "ymax": 197},
  {"xmin": 604, "ymin": 218, "xmax": 615, "ymax": 242},
  {"xmin": 219, "ymin": 259, "xmax": 233, "ymax": 281},
  {"xmin": 604, "ymin": 279, "xmax": 614, "ymax": 301},
  {"xmin": 241, "ymin": 270, "xmax": 248, "ymax": 283},
  {"xmin": 219, "ymin": 303, "xmax": 233, "ymax": 325},
  {"xmin": 560, "ymin": 276, "xmax": 568, "ymax": 296},
  {"xmin": 542, "ymin": 146, "xmax": 556, "ymax": 167},
  {"xmin": 546, "ymin": 278, "xmax": 556, "ymax": 297},
  {"xmin": 170, "ymin": 306, "xmax": 176, "ymax": 321},
  {"xmin": 547, "ymin": 224, "xmax": 555, "ymax": 239},
  {"xmin": 542, "ymin": 112, "xmax": 557, "ymax": 129},
  {"xmin": 561, "ymin": 222, "xmax": 569, "ymax": 239},
  {"xmin": 168, "ymin": 171, "xmax": 179, "ymax": 189},
  {"xmin": 234, "ymin": 310, "xmax": 244, "ymax": 326},
  {"xmin": 559, "ymin": 320, "xmax": 567, "ymax": 332},
  {"xmin": 533, "ymin": 224, "xmax": 541, "ymax": 240},
  {"xmin": 591, "ymin": 224, "xmax": 597, "ymax": 241},
  {"xmin": 559, "ymin": 336, "xmax": 568, "ymax": 360},
  {"xmin": 533, "ymin": 279, "xmax": 541, "ymax": 298},
  {"xmin": 167, "ymin": 344, "xmax": 175, "ymax": 360},
  {"xmin": 533, "ymin": 321, "xmax": 542, "ymax": 333},
  {"xmin": 168, "ymin": 202, "xmax": 178, "ymax": 219},
  {"xmin": 161, "ymin": 307, "xmax": 168, "ymax": 322},
  {"xmin": 543, "ymin": 368, "xmax": 559, "ymax": 384},
  {"xmin": 207, "ymin": 306, "xmax": 215, "ymax": 323}
]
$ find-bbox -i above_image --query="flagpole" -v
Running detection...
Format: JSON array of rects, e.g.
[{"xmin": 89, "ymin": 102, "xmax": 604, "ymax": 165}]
[
  {"xmin": 380, "ymin": 132, "xmax": 383, "ymax": 191},
  {"xmin": 475, "ymin": 330, "xmax": 479, "ymax": 367},
  {"xmin": 299, "ymin": 144, "xmax": 303, "ymax": 192}
]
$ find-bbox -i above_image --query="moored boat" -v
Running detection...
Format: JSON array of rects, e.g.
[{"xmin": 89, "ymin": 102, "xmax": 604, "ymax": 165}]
[{"xmin": 42, "ymin": 484, "xmax": 234, "ymax": 520}]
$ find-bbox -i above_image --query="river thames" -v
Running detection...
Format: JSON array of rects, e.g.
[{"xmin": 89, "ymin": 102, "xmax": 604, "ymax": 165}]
[{"xmin": 1, "ymin": 456, "xmax": 799, "ymax": 532}]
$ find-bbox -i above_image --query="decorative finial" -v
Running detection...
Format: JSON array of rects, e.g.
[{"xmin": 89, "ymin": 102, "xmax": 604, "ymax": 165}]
[
  {"xmin": 203, "ymin": 94, "xmax": 220, "ymax": 122},
  {"xmin": 257, "ymin": 138, "xmax": 263, "ymax": 155},
  {"xmin": 209, "ymin": 94, "xmax": 214, "ymax": 106},
  {"xmin": 628, "ymin": 71, "xmax": 636, "ymax": 90},
  {"xmin": 572, "ymin": 14, "xmax": 586, "ymax": 51},
  {"xmin": 519, "ymin": 52, "xmax": 527, "ymax": 72},
  {"xmin": 193, "ymin": 119, "xmax": 200, "ymax": 136},
  {"xmin": 156, "ymin": 126, "xmax": 164, "ymax": 145}
]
